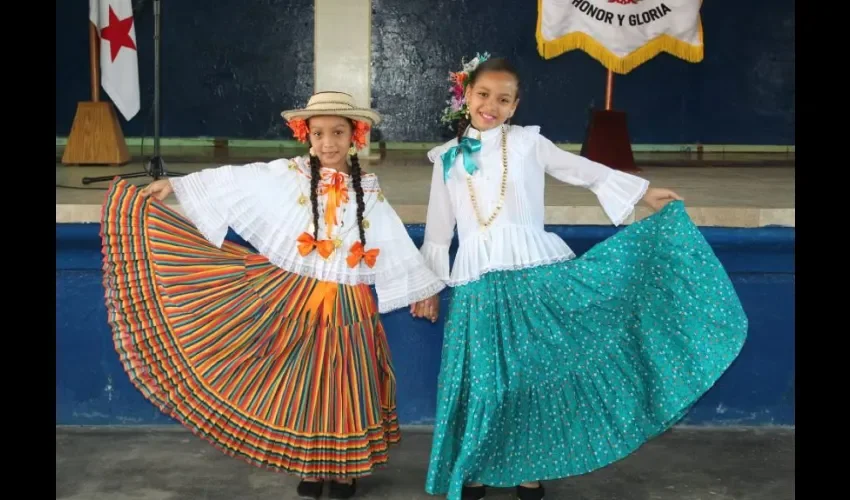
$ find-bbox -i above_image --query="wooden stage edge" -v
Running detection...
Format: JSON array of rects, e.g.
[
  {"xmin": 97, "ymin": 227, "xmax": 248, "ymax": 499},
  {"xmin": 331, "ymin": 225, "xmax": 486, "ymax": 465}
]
[{"xmin": 56, "ymin": 157, "xmax": 795, "ymax": 228}]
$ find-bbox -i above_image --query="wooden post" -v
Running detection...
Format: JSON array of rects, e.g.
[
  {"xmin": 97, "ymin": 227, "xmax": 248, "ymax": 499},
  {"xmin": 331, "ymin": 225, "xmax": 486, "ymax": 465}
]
[
  {"xmin": 580, "ymin": 69, "xmax": 639, "ymax": 172},
  {"xmin": 62, "ymin": 21, "xmax": 131, "ymax": 166}
]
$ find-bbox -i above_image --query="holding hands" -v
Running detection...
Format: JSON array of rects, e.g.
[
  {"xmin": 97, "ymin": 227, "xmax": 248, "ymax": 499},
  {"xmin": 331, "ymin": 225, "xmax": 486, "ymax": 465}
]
[{"xmin": 411, "ymin": 295, "xmax": 440, "ymax": 323}]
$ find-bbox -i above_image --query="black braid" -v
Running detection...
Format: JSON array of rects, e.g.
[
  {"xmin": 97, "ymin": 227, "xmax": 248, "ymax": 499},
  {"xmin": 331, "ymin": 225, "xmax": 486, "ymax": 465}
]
[
  {"xmin": 456, "ymin": 113, "xmax": 470, "ymax": 143},
  {"xmin": 349, "ymin": 148, "xmax": 367, "ymax": 247},
  {"xmin": 309, "ymin": 153, "xmax": 321, "ymax": 240}
]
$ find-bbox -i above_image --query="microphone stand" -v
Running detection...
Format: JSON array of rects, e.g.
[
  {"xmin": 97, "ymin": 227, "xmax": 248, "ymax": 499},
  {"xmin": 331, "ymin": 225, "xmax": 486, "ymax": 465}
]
[{"xmin": 82, "ymin": 0, "xmax": 184, "ymax": 185}]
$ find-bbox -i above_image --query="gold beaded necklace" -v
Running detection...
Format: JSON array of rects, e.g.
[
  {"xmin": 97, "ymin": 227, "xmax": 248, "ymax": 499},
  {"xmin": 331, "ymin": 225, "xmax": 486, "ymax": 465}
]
[{"xmin": 466, "ymin": 125, "xmax": 508, "ymax": 229}]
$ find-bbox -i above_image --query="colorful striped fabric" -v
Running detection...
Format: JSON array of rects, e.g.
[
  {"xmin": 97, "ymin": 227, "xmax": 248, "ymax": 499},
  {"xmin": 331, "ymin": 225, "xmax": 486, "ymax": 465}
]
[{"xmin": 100, "ymin": 178, "xmax": 400, "ymax": 478}]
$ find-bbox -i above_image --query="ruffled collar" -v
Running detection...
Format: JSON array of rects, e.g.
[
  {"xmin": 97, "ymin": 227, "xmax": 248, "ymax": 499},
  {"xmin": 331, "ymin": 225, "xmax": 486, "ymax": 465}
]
[{"xmin": 464, "ymin": 124, "xmax": 504, "ymax": 142}]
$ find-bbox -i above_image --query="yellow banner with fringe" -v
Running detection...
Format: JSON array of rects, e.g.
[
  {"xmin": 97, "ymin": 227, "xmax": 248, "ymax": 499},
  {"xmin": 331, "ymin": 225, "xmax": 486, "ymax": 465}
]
[{"xmin": 536, "ymin": 0, "xmax": 703, "ymax": 74}]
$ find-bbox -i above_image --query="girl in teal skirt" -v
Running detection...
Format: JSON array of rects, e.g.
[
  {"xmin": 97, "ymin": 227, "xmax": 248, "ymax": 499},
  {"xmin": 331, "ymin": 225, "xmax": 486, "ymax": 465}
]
[{"xmin": 410, "ymin": 55, "xmax": 749, "ymax": 500}]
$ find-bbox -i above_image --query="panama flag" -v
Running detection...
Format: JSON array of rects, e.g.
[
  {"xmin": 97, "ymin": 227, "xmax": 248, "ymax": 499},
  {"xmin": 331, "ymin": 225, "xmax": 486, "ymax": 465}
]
[
  {"xmin": 89, "ymin": 0, "xmax": 140, "ymax": 120},
  {"xmin": 536, "ymin": 0, "xmax": 703, "ymax": 74}
]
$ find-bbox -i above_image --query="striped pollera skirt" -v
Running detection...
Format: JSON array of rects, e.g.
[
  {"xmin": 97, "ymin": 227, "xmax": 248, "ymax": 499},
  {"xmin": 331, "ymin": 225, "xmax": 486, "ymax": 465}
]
[{"xmin": 99, "ymin": 178, "xmax": 400, "ymax": 479}]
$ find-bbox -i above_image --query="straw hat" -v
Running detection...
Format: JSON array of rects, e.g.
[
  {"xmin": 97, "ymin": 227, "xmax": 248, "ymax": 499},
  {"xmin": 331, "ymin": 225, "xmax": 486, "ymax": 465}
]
[{"xmin": 281, "ymin": 91, "xmax": 382, "ymax": 126}]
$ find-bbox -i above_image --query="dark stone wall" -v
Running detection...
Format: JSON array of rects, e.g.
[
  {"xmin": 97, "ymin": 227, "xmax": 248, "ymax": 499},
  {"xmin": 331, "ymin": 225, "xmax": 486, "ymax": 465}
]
[{"xmin": 56, "ymin": 0, "xmax": 795, "ymax": 144}]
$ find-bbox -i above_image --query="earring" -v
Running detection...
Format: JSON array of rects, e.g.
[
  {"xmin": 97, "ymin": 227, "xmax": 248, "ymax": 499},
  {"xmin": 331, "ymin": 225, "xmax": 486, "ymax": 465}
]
[
  {"xmin": 348, "ymin": 145, "xmax": 356, "ymax": 156},
  {"xmin": 309, "ymin": 147, "xmax": 317, "ymax": 157}
]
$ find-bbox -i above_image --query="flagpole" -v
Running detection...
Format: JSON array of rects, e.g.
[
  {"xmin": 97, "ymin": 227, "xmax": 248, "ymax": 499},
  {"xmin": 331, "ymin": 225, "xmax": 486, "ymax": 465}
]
[
  {"xmin": 89, "ymin": 22, "xmax": 100, "ymax": 102},
  {"xmin": 605, "ymin": 70, "xmax": 613, "ymax": 110}
]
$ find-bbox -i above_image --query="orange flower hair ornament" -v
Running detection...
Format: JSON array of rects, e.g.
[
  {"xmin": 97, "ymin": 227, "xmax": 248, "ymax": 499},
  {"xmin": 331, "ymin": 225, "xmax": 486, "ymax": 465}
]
[
  {"xmin": 287, "ymin": 118, "xmax": 309, "ymax": 143},
  {"xmin": 286, "ymin": 118, "xmax": 371, "ymax": 151},
  {"xmin": 351, "ymin": 120, "xmax": 370, "ymax": 149}
]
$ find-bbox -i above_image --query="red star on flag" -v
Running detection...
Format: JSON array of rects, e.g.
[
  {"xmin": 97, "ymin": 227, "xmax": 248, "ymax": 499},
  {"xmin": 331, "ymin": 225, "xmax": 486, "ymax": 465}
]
[
  {"xmin": 100, "ymin": 6, "xmax": 137, "ymax": 61},
  {"xmin": 89, "ymin": 0, "xmax": 140, "ymax": 121}
]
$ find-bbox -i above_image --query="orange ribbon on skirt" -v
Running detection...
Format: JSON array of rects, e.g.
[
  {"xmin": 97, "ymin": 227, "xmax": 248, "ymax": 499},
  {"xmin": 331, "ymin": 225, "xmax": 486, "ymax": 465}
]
[{"xmin": 304, "ymin": 280, "xmax": 339, "ymax": 326}]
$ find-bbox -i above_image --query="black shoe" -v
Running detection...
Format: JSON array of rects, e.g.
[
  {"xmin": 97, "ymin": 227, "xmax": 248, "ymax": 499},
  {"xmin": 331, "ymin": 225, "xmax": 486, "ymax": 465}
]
[
  {"xmin": 462, "ymin": 484, "xmax": 486, "ymax": 499},
  {"xmin": 296, "ymin": 480, "xmax": 323, "ymax": 499},
  {"xmin": 329, "ymin": 479, "xmax": 357, "ymax": 499},
  {"xmin": 516, "ymin": 483, "xmax": 545, "ymax": 500}
]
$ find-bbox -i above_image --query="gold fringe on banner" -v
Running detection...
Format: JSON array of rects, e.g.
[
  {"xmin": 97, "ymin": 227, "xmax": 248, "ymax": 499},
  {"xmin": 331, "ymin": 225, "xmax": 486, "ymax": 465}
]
[{"xmin": 535, "ymin": 0, "xmax": 704, "ymax": 74}]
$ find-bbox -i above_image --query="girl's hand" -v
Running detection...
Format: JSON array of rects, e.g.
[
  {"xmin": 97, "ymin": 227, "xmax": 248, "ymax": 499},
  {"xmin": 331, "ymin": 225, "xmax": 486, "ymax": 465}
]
[
  {"xmin": 642, "ymin": 187, "xmax": 683, "ymax": 212},
  {"xmin": 410, "ymin": 295, "xmax": 440, "ymax": 323},
  {"xmin": 140, "ymin": 179, "xmax": 174, "ymax": 200}
]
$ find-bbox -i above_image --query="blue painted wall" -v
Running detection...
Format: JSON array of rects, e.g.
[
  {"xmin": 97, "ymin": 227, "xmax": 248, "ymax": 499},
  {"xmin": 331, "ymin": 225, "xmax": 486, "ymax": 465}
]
[
  {"xmin": 56, "ymin": 223, "xmax": 795, "ymax": 427},
  {"xmin": 55, "ymin": 0, "xmax": 795, "ymax": 144}
]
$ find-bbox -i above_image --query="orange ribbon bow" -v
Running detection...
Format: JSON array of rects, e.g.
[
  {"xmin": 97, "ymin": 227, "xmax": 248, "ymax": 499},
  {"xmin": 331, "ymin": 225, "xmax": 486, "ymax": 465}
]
[
  {"xmin": 346, "ymin": 241, "xmax": 380, "ymax": 269},
  {"xmin": 319, "ymin": 171, "xmax": 350, "ymax": 238},
  {"xmin": 297, "ymin": 232, "xmax": 335, "ymax": 259}
]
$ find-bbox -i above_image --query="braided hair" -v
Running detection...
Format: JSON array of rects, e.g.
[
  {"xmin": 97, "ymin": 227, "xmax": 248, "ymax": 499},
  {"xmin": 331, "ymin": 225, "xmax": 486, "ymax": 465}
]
[
  {"xmin": 307, "ymin": 118, "xmax": 367, "ymax": 247},
  {"xmin": 349, "ymin": 146, "xmax": 367, "ymax": 247},
  {"xmin": 308, "ymin": 152, "xmax": 322, "ymax": 241},
  {"xmin": 456, "ymin": 57, "xmax": 522, "ymax": 141}
]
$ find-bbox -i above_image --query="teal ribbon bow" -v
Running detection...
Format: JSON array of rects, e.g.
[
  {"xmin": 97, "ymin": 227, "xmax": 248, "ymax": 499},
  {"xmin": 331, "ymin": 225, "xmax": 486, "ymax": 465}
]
[{"xmin": 441, "ymin": 136, "xmax": 482, "ymax": 182}]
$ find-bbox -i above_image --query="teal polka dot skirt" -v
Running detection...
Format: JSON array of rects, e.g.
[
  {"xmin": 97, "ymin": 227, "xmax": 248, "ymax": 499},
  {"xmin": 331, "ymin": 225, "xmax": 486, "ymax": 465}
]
[{"xmin": 424, "ymin": 201, "xmax": 749, "ymax": 499}]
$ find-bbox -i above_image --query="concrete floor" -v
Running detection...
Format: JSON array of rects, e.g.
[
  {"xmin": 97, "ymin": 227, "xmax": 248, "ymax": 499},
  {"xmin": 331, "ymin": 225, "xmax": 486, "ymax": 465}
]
[{"xmin": 56, "ymin": 426, "xmax": 794, "ymax": 500}]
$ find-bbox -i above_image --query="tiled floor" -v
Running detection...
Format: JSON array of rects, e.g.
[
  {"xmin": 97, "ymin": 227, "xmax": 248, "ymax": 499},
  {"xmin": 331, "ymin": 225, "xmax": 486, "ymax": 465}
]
[
  {"xmin": 56, "ymin": 426, "xmax": 795, "ymax": 500},
  {"xmin": 56, "ymin": 151, "xmax": 795, "ymax": 227}
]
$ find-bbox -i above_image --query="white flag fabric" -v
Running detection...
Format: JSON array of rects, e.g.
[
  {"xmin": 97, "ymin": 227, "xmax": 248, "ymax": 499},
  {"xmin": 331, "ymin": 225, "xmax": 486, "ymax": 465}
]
[
  {"xmin": 536, "ymin": 0, "xmax": 703, "ymax": 74},
  {"xmin": 89, "ymin": 0, "xmax": 140, "ymax": 120}
]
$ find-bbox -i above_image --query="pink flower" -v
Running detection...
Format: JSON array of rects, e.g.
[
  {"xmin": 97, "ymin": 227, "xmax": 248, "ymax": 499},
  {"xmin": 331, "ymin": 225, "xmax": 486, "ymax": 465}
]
[{"xmin": 452, "ymin": 83, "xmax": 464, "ymax": 99}]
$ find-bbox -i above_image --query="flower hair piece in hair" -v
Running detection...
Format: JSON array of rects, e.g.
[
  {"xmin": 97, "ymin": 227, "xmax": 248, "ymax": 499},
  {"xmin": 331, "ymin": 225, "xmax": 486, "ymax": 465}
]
[
  {"xmin": 439, "ymin": 51, "xmax": 490, "ymax": 130},
  {"xmin": 287, "ymin": 118, "xmax": 309, "ymax": 143},
  {"xmin": 286, "ymin": 117, "xmax": 372, "ymax": 151},
  {"xmin": 352, "ymin": 120, "xmax": 371, "ymax": 149}
]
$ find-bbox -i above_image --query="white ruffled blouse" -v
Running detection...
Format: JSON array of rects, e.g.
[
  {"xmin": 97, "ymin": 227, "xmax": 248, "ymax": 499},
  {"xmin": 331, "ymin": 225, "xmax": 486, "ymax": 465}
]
[
  {"xmin": 169, "ymin": 156, "xmax": 446, "ymax": 313},
  {"xmin": 420, "ymin": 124, "xmax": 650, "ymax": 287}
]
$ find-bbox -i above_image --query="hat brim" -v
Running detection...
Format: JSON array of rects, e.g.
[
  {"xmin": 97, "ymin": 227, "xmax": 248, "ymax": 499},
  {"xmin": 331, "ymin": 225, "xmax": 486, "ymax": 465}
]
[{"xmin": 281, "ymin": 108, "xmax": 382, "ymax": 126}]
